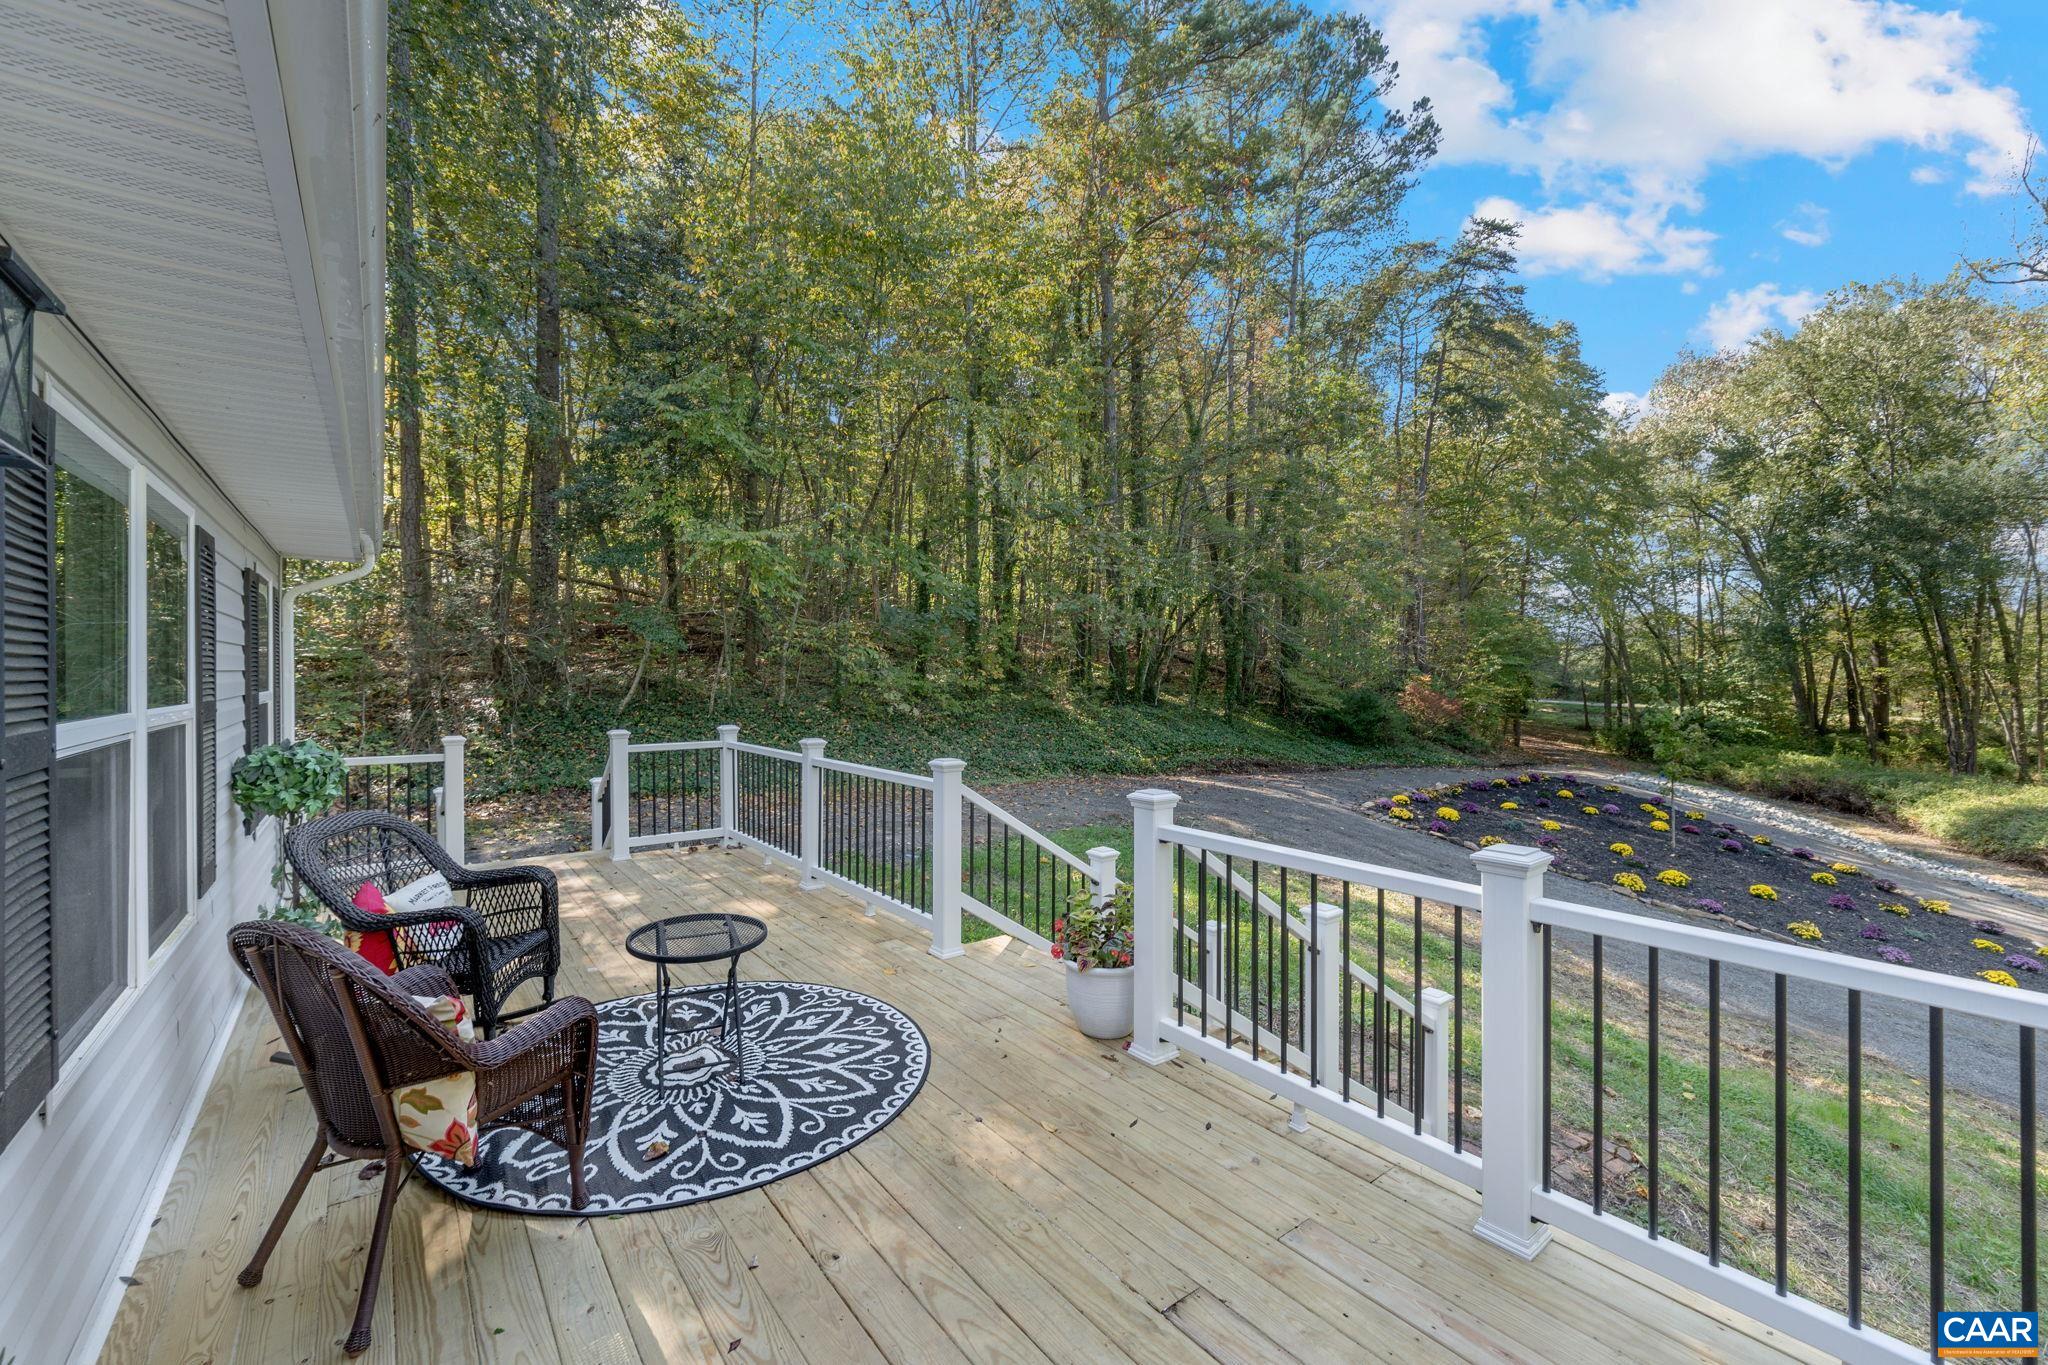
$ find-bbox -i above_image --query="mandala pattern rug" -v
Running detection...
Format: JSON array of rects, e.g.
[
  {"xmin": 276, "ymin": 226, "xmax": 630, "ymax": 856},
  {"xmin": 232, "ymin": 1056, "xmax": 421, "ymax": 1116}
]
[{"xmin": 412, "ymin": 981, "xmax": 928, "ymax": 1214}]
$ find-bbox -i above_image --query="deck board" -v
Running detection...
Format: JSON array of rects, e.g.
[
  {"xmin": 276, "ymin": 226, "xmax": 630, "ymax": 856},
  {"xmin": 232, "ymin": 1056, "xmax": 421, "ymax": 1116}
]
[{"xmin": 100, "ymin": 847, "xmax": 1825, "ymax": 1364}]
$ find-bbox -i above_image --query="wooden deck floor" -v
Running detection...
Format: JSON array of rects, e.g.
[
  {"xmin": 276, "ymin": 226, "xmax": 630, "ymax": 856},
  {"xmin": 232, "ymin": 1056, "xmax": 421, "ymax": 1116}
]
[{"xmin": 102, "ymin": 847, "xmax": 1826, "ymax": 1365}]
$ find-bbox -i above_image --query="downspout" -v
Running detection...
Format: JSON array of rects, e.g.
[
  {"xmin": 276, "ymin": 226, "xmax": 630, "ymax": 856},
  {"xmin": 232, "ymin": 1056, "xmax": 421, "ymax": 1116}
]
[{"xmin": 279, "ymin": 533, "xmax": 378, "ymax": 740}]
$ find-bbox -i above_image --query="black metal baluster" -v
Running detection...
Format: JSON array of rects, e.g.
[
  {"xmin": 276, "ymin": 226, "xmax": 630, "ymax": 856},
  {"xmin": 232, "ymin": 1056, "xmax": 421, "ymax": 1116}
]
[
  {"xmin": 2023, "ymin": 1024, "xmax": 2037, "ymax": 1317},
  {"xmin": 1197, "ymin": 861, "xmax": 1210, "ymax": 1040},
  {"xmin": 1542, "ymin": 923, "xmax": 1553, "ymax": 1192},
  {"xmin": 1453, "ymin": 902, "xmax": 1464, "ymax": 1153},
  {"xmin": 1224, "ymin": 855, "xmax": 1237, "ymax": 1050},
  {"xmin": 1930, "ymin": 1005, "xmax": 1945, "ymax": 1353},
  {"xmin": 1648, "ymin": 946, "xmax": 1660, "ymax": 1238},
  {"xmin": 1593, "ymin": 933, "xmax": 1605, "ymax": 1215},
  {"xmin": 1341, "ymin": 882, "xmax": 1352, "ymax": 1102},
  {"xmin": 1308, "ymin": 875, "xmax": 1320, "ymax": 1084},
  {"xmin": 1413, "ymin": 893, "xmax": 1425, "ymax": 1135},
  {"xmin": 1249, "ymin": 861, "xmax": 1262, "ymax": 1054},
  {"xmin": 1279, "ymin": 874, "xmax": 1290, "ymax": 1076},
  {"xmin": 1376, "ymin": 888, "xmax": 1388, "ymax": 1119},
  {"xmin": 1774, "ymin": 972, "xmax": 1788, "ymax": 1295},
  {"xmin": 1848, "ymin": 988, "xmax": 1863, "ymax": 1329},
  {"xmin": 1709, "ymin": 959, "xmax": 1722, "ymax": 1266}
]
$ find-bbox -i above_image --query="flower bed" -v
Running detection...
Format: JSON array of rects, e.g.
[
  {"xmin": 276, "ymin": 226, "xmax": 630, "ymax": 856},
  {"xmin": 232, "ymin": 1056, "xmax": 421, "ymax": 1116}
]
[{"xmin": 1368, "ymin": 771, "xmax": 2048, "ymax": 992}]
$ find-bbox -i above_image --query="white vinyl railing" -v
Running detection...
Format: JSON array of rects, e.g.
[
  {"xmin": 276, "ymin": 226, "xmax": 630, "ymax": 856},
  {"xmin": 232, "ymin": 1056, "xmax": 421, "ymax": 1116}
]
[
  {"xmin": 594, "ymin": 726, "xmax": 1101, "ymax": 961},
  {"xmin": 1126, "ymin": 787, "xmax": 2045, "ymax": 1364},
  {"xmin": 340, "ymin": 733, "xmax": 466, "ymax": 864}
]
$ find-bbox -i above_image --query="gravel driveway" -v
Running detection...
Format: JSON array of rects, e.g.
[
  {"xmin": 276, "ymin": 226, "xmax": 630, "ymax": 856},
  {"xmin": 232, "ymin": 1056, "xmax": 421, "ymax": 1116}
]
[{"xmin": 984, "ymin": 763, "xmax": 2045, "ymax": 1109}]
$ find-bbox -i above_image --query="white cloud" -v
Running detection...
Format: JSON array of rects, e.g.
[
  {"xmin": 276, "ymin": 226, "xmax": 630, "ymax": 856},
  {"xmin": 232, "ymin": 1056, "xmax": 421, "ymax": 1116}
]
[
  {"xmin": 1475, "ymin": 195, "xmax": 1714, "ymax": 277},
  {"xmin": 1698, "ymin": 283, "xmax": 1822, "ymax": 351},
  {"xmin": 1599, "ymin": 391, "xmax": 1645, "ymax": 424},
  {"xmin": 1367, "ymin": 0, "xmax": 2031, "ymax": 277},
  {"xmin": 1910, "ymin": 165, "xmax": 1949, "ymax": 185},
  {"xmin": 1777, "ymin": 203, "xmax": 1830, "ymax": 248}
]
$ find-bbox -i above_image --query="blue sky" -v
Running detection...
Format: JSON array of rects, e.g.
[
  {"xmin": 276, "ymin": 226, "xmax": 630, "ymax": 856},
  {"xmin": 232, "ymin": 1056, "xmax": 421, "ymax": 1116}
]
[{"xmin": 1353, "ymin": 0, "xmax": 2048, "ymax": 403}]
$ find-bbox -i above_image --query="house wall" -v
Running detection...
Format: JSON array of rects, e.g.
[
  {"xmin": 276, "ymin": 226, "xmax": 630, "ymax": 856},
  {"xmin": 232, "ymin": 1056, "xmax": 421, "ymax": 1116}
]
[{"xmin": 0, "ymin": 322, "xmax": 288, "ymax": 1363}]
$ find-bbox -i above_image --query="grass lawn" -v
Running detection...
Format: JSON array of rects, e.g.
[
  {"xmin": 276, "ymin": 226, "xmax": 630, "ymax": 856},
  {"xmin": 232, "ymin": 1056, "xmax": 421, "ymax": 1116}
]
[{"xmin": 992, "ymin": 820, "xmax": 2034, "ymax": 1352}]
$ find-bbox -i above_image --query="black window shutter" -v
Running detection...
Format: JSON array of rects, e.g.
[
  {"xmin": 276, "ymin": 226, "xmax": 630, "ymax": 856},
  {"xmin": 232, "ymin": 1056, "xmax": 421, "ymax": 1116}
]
[
  {"xmin": 0, "ymin": 397, "xmax": 58, "ymax": 1148},
  {"xmin": 270, "ymin": 587, "xmax": 280, "ymax": 743},
  {"xmin": 241, "ymin": 566, "xmax": 259, "ymax": 755},
  {"xmin": 194, "ymin": 529, "xmax": 216, "ymax": 896}
]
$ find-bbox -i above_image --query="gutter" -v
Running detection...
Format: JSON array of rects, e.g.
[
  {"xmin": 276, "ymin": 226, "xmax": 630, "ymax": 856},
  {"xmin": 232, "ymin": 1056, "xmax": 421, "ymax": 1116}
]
[{"xmin": 279, "ymin": 532, "xmax": 378, "ymax": 740}]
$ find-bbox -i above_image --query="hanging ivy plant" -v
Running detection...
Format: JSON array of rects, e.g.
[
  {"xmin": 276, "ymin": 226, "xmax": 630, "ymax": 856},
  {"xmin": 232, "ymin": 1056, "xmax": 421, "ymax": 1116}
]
[{"xmin": 230, "ymin": 739, "xmax": 346, "ymax": 934}]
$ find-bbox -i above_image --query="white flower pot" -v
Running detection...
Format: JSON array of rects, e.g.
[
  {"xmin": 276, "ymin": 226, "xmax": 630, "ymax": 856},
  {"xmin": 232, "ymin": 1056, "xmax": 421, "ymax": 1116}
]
[{"xmin": 1063, "ymin": 963, "xmax": 1133, "ymax": 1039}]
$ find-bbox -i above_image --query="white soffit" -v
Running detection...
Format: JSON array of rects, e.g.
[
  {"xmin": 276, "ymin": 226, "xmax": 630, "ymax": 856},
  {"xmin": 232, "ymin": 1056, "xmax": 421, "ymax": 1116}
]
[{"xmin": 0, "ymin": 0, "xmax": 384, "ymax": 561}]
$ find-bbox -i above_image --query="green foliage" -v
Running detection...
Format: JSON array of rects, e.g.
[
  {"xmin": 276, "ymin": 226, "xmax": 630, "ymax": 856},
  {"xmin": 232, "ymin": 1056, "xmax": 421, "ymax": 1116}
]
[
  {"xmin": 1054, "ymin": 883, "xmax": 1133, "ymax": 971},
  {"xmin": 230, "ymin": 740, "xmax": 346, "ymax": 821},
  {"xmin": 1308, "ymin": 686, "xmax": 1407, "ymax": 747}
]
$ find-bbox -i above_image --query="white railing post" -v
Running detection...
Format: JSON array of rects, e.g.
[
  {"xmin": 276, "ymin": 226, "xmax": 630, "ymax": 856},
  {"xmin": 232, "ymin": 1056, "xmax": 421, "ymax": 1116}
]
[
  {"xmin": 799, "ymin": 738, "xmax": 826, "ymax": 888},
  {"xmin": 608, "ymin": 728, "xmax": 632, "ymax": 862},
  {"xmin": 928, "ymin": 759, "xmax": 966, "ymax": 959},
  {"xmin": 439, "ymin": 734, "xmax": 467, "ymax": 866},
  {"xmin": 1127, "ymin": 789, "xmax": 1180, "ymax": 1065},
  {"xmin": 1312, "ymin": 902, "xmax": 1344, "ymax": 1088},
  {"xmin": 1085, "ymin": 845, "xmax": 1119, "ymax": 902},
  {"xmin": 716, "ymin": 723, "xmax": 740, "ymax": 845},
  {"xmin": 1472, "ymin": 843, "xmax": 1555, "ymax": 1260},
  {"xmin": 1420, "ymin": 986, "xmax": 1453, "ymax": 1143},
  {"xmin": 589, "ymin": 775, "xmax": 606, "ymax": 852}
]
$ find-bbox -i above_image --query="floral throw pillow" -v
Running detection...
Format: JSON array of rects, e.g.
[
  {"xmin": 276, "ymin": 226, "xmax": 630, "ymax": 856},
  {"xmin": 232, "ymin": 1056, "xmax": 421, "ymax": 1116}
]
[{"xmin": 393, "ymin": 993, "xmax": 477, "ymax": 1165}]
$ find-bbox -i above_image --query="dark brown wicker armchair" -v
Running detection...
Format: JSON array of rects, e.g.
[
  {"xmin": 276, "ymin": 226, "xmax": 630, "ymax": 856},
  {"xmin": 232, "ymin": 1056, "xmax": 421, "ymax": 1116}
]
[
  {"xmin": 227, "ymin": 920, "xmax": 597, "ymax": 1357},
  {"xmin": 287, "ymin": 808, "xmax": 559, "ymax": 1036}
]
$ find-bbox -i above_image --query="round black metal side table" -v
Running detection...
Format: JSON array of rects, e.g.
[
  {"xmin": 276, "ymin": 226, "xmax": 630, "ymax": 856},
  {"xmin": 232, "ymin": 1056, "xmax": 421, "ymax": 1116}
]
[{"xmin": 624, "ymin": 913, "xmax": 768, "ymax": 1090}]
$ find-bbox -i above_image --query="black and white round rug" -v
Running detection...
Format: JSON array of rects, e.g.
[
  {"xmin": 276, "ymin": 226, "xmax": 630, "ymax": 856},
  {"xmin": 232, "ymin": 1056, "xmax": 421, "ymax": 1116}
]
[{"xmin": 412, "ymin": 980, "xmax": 928, "ymax": 1214}]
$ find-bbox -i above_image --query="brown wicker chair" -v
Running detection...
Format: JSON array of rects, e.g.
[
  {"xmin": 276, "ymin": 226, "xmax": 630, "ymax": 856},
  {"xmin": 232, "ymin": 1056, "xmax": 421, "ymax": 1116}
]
[
  {"xmin": 287, "ymin": 808, "xmax": 559, "ymax": 1036},
  {"xmin": 227, "ymin": 920, "xmax": 597, "ymax": 1358}
]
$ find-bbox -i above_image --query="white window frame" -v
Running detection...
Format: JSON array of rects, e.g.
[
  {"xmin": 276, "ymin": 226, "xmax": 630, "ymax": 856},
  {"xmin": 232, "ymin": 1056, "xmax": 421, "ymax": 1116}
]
[{"xmin": 42, "ymin": 383, "xmax": 204, "ymax": 1100}]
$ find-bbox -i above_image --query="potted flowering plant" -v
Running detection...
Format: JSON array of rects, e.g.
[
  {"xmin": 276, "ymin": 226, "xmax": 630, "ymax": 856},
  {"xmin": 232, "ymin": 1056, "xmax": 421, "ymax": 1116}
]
[{"xmin": 1053, "ymin": 883, "xmax": 1135, "ymax": 1039}]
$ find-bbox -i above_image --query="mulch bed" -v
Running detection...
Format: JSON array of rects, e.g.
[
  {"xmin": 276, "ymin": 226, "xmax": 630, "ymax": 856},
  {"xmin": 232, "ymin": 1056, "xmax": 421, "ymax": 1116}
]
[{"xmin": 1367, "ymin": 771, "xmax": 2048, "ymax": 993}]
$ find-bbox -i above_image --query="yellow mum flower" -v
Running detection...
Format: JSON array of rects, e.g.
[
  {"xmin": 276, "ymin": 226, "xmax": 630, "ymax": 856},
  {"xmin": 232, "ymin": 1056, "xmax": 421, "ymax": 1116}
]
[
  {"xmin": 1810, "ymin": 871, "xmax": 1837, "ymax": 886},
  {"xmin": 1639, "ymin": 803, "xmax": 1657, "ymax": 813},
  {"xmin": 1390, "ymin": 794, "xmax": 1410, "ymax": 805},
  {"xmin": 1602, "ymin": 784, "xmax": 1620, "ymax": 792},
  {"xmin": 1749, "ymin": 884, "xmax": 1778, "ymax": 901},
  {"xmin": 1920, "ymin": 899, "xmax": 1951, "ymax": 915},
  {"xmin": 1973, "ymin": 939, "xmax": 2003, "ymax": 952},
  {"xmin": 1880, "ymin": 902, "xmax": 1911, "ymax": 916},
  {"xmin": 1609, "ymin": 842, "xmax": 1634, "ymax": 857},
  {"xmin": 1436, "ymin": 807, "xmax": 1461, "ymax": 822},
  {"xmin": 1656, "ymin": 869, "xmax": 1690, "ymax": 888},
  {"xmin": 1490, "ymin": 778, "xmax": 1509, "ymax": 788},
  {"xmin": 1787, "ymin": 921, "xmax": 1822, "ymax": 941},
  {"xmin": 1829, "ymin": 862, "xmax": 1859, "ymax": 876},
  {"xmin": 1650, "ymin": 820, "xmax": 1671, "ymax": 832},
  {"xmin": 1751, "ymin": 835, "xmax": 1772, "ymax": 846},
  {"xmin": 1685, "ymin": 810, "xmax": 1707, "ymax": 820},
  {"xmin": 1390, "ymin": 807, "xmax": 1415, "ymax": 821},
  {"xmin": 1613, "ymin": 872, "xmax": 1646, "ymax": 893},
  {"xmin": 1556, "ymin": 789, "xmax": 1575, "ymax": 798},
  {"xmin": 1540, "ymin": 820, "xmax": 1562, "ymax": 832},
  {"xmin": 1982, "ymin": 970, "xmax": 2020, "ymax": 989},
  {"xmin": 1582, "ymin": 805, "xmax": 1599, "ymax": 815},
  {"xmin": 1500, "ymin": 800, "xmax": 1519, "ymax": 810},
  {"xmin": 1478, "ymin": 835, "xmax": 1504, "ymax": 848}
]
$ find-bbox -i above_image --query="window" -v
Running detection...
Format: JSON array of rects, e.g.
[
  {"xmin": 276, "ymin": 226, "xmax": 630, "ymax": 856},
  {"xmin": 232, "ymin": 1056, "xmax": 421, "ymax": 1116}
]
[
  {"xmin": 145, "ymin": 490, "xmax": 187, "ymax": 709},
  {"xmin": 54, "ymin": 416, "xmax": 127, "ymax": 722},
  {"xmin": 146, "ymin": 726, "xmax": 188, "ymax": 952},
  {"xmin": 53, "ymin": 740, "xmax": 130, "ymax": 1059}
]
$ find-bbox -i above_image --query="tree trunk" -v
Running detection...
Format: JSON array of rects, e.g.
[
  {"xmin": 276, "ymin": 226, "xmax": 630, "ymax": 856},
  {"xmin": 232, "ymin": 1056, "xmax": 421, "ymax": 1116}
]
[{"xmin": 525, "ymin": 30, "xmax": 567, "ymax": 693}]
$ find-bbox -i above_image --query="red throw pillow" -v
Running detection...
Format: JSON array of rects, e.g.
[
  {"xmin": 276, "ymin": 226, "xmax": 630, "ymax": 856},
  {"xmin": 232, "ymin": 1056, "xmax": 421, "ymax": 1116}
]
[{"xmin": 345, "ymin": 881, "xmax": 400, "ymax": 974}]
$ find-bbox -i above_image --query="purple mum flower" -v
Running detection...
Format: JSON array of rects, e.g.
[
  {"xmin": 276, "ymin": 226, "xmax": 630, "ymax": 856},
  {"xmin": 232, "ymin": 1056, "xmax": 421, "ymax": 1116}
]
[
  {"xmin": 1828, "ymin": 894, "xmax": 1856, "ymax": 911},
  {"xmin": 1603, "ymin": 803, "xmax": 1622, "ymax": 815},
  {"xmin": 1373, "ymin": 797, "xmax": 1393, "ymax": 809},
  {"xmin": 1467, "ymin": 779, "xmax": 1489, "ymax": 791},
  {"xmin": 1874, "ymin": 878, "xmax": 1900, "ymax": 894},
  {"xmin": 1876, "ymin": 946, "xmax": 1914, "ymax": 965},
  {"xmin": 2005, "ymin": 955, "xmax": 2042, "ymax": 974},
  {"xmin": 1681, "ymin": 824, "xmax": 1701, "ymax": 835},
  {"xmin": 1534, "ymin": 798, "xmax": 1552, "ymax": 809},
  {"xmin": 1720, "ymin": 839, "xmax": 1743, "ymax": 853},
  {"xmin": 1696, "ymin": 898, "xmax": 1725, "ymax": 914},
  {"xmin": 1460, "ymin": 801, "xmax": 1481, "ymax": 814},
  {"xmin": 1972, "ymin": 919, "xmax": 2005, "ymax": 935},
  {"xmin": 1860, "ymin": 925, "xmax": 1887, "ymax": 940},
  {"xmin": 1428, "ymin": 819, "xmax": 1450, "ymax": 833},
  {"xmin": 1536, "ymin": 835, "xmax": 1561, "ymax": 849},
  {"xmin": 1791, "ymin": 848, "xmax": 1815, "ymax": 861}
]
